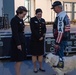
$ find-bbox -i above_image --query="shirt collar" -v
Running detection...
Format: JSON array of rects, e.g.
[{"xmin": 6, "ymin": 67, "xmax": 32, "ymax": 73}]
[{"xmin": 57, "ymin": 11, "xmax": 66, "ymax": 17}]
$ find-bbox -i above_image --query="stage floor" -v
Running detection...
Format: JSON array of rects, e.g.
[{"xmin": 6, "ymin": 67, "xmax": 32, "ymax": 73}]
[{"xmin": 0, "ymin": 60, "xmax": 76, "ymax": 75}]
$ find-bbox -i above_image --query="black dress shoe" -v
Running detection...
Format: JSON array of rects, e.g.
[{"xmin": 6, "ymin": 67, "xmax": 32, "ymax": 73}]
[
  {"xmin": 39, "ymin": 68, "xmax": 45, "ymax": 72},
  {"xmin": 33, "ymin": 69, "xmax": 38, "ymax": 73}
]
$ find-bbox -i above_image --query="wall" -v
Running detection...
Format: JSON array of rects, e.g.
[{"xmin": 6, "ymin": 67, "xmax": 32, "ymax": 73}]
[
  {"xmin": 3, "ymin": 0, "xmax": 15, "ymax": 21},
  {"xmin": 35, "ymin": 0, "xmax": 51, "ymax": 21},
  {"xmin": 0, "ymin": 0, "xmax": 3, "ymax": 17},
  {"xmin": 31, "ymin": 0, "xmax": 35, "ymax": 17},
  {"xmin": 13, "ymin": 0, "xmax": 76, "ymax": 21},
  {"xmin": 35, "ymin": 0, "xmax": 76, "ymax": 21},
  {"xmin": 14, "ymin": 0, "xmax": 25, "ymax": 14}
]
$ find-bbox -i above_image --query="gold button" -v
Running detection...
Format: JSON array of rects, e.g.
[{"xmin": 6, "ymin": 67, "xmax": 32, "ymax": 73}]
[
  {"xmin": 40, "ymin": 27, "xmax": 41, "ymax": 28},
  {"xmin": 40, "ymin": 24, "xmax": 41, "ymax": 26},
  {"xmin": 39, "ymin": 32, "xmax": 41, "ymax": 34},
  {"xmin": 39, "ymin": 30, "xmax": 41, "ymax": 31}
]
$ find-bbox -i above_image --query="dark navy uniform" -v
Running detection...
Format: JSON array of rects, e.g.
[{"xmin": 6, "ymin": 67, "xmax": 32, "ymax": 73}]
[
  {"xmin": 11, "ymin": 15, "xmax": 26, "ymax": 61},
  {"xmin": 30, "ymin": 16, "xmax": 46, "ymax": 56}
]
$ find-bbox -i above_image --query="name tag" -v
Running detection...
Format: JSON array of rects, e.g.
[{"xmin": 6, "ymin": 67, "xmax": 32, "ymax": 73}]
[
  {"xmin": 34, "ymin": 21, "xmax": 38, "ymax": 23},
  {"xmin": 20, "ymin": 21, "xmax": 22, "ymax": 24}
]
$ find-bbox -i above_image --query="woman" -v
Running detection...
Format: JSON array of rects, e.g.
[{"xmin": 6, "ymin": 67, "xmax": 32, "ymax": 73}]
[
  {"xmin": 30, "ymin": 8, "xmax": 46, "ymax": 73},
  {"xmin": 11, "ymin": 6, "xmax": 27, "ymax": 75}
]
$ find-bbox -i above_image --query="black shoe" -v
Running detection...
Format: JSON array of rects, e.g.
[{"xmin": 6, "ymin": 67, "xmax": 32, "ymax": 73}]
[
  {"xmin": 39, "ymin": 68, "xmax": 45, "ymax": 72},
  {"xmin": 33, "ymin": 69, "xmax": 38, "ymax": 73}
]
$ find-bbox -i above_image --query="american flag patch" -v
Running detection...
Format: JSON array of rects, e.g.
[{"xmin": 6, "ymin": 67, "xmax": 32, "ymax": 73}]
[{"xmin": 65, "ymin": 25, "xmax": 70, "ymax": 31}]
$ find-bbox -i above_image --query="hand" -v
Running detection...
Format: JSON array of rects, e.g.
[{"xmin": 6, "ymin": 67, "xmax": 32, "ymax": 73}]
[
  {"xmin": 39, "ymin": 37, "xmax": 43, "ymax": 41},
  {"xmin": 17, "ymin": 45, "xmax": 22, "ymax": 51},
  {"xmin": 54, "ymin": 44, "xmax": 60, "ymax": 50}
]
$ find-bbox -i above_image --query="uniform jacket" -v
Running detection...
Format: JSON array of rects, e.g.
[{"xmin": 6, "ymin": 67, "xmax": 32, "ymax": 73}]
[
  {"xmin": 53, "ymin": 11, "xmax": 70, "ymax": 45},
  {"xmin": 11, "ymin": 15, "xmax": 25, "ymax": 46},
  {"xmin": 30, "ymin": 16, "xmax": 46, "ymax": 40}
]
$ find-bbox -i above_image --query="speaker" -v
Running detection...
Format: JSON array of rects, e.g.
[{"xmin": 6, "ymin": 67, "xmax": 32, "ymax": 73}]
[
  {"xmin": 0, "ymin": 33, "xmax": 11, "ymax": 59},
  {"xmin": 0, "ymin": 17, "xmax": 3, "ymax": 29},
  {"xmin": 44, "ymin": 33, "xmax": 76, "ymax": 54},
  {"xmin": 0, "ymin": 32, "xmax": 31, "ymax": 59},
  {"xmin": 25, "ymin": 33, "xmax": 31, "ymax": 56}
]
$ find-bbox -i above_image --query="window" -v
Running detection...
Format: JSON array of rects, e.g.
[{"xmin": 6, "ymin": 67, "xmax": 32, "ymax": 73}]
[
  {"xmin": 24, "ymin": 0, "xmax": 31, "ymax": 22},
  {"xmin": 63, "ymin": 2, "xmax": 76, "ymax": 21}
]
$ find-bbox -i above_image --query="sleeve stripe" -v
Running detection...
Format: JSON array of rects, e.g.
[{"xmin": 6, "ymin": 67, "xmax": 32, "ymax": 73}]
[
  {"xmin": 65, "ymin": 28, "xmax": 70, "ymax": 29},
  {"xmin": 65, "ymin": 29, "xmax": 70, "ymax": 31},
  {"xmin": 65, "ymin": 25, "xmax": 70, "ymax": 32},
  {"xmin": 56, "ymin": 33, "xmax": 61, "ymax": 43},
  {"xmin": 65, "ymin": 27, "xmax": 70, "ymax": 28},
  {"xmin": 65, "ymin": 26, "xmax": 70, "ymax": 31},
  {"xmin": 58, "ymin": 33, "xmax": 63, "ymax": 43},
  {"xmin": 65, "ymin": 25, "xmax": 70, "ymax": 27},
  {"xmin": 56, "ymin": 33, "xmax": 63, "ymax": 43}
]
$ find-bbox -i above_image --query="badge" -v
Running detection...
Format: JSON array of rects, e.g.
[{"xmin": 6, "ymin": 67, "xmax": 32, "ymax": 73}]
[
  {"xmin": 20, "ymin": 21, "xmax": 22, "ymax": 24},
  {"xmin": 34, "ymin": 21, "xmax": 38, "ymax": 23}
]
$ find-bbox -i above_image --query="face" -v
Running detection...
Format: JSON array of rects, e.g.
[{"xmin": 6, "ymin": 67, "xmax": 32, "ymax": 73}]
[
  {"xmin": 53, "ymin": 6, "xmax": 60, "ymax": 13},
  {"xmin": 36, "ymin": 12, "xmax": 42, "ymax": 19},
  {"xmin": 19, "ymin": 11, "xmax": 27, "ymax": 19}
]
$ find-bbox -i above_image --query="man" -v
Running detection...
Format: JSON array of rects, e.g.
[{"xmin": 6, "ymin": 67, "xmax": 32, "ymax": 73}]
[{"xmin": 51, "ymin": 1, "xmax": 70, "ymax": 68}]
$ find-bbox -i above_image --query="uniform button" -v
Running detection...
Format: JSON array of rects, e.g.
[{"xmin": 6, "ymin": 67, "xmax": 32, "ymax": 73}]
[
  {"xmin": 39, "ymin": 32, "xmax": 41, "ymax": 34},
  {"xmin": 40, "ymin": 24, "xmax": 41, "ymax": 26},
  {"xmin": 39, "ymin": 30, "xmax": 41, "ymax": 31},
  {"xmin": 40, "ymin": 27, "xmax": 41, "ymax": 29}
]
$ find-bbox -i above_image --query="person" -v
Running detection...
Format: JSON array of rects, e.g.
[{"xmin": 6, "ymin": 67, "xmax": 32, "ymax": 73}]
[
  {"xmin": 10, "ymin": 6, "xmax": 27, "ymax": 75},
  {"xmin": 51, "ymin": 1, "xmax": 70, "ymax": 68},
  {"xmin": 30, "ymin": 8, "xmax": 46, "ymax": 73}
]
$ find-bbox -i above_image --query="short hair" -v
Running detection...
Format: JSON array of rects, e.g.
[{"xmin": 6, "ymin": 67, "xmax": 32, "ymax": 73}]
[
  {"xmin": 16, "ymin": 6, "xmax": 27, "ymax": 15},
  {"xmin": 35, "ymin": 8, "xmax": 42, "ymax": 14}
]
